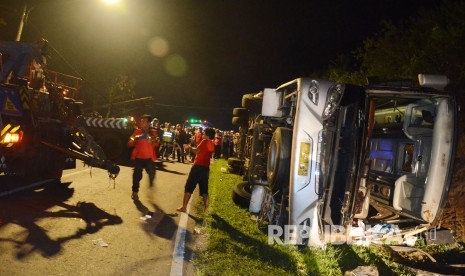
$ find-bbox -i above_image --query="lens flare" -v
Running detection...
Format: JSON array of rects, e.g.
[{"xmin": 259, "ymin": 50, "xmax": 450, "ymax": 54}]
[
  {"xmin": 148, "ymin": 37, "xmax": 169, "ymax": 57},
  {"xmin": 164, "ymin": 54, "xmax": 187, "ymax": 77}
]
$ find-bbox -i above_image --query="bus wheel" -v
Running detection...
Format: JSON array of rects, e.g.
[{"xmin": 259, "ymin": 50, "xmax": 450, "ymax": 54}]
[
  {"xmin": 266, "ymin": 127, "xmax": 292, "ymax": 192},
  {"xmin": 232, "ymin": 181, "xmax": 252, "ymax": 208}
]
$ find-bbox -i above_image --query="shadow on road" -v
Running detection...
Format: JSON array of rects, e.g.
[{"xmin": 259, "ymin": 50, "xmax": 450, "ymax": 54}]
[
  {"xmin": 0, "ymin": 181, "xmax": 122, "ymax": 259},
  {"xmin": 156, "ymin": 163, "xmax": 187, "ymax": 175},
  {"xmin": 117, "ymin": 160, "xmax": 187, "ymax": 175},
  {"xmin": 133, "ymin": 199, "xmax": 178, "ymax": 240},
  {"xmin": 132, "ymin": 196, "xmax": 204, "ymax": 266}
]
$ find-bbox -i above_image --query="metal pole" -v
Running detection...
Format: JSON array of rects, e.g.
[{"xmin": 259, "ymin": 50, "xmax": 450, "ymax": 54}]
[{"xmin": 15, "ymin": 3, "xmax": 27, "ymax": 41}]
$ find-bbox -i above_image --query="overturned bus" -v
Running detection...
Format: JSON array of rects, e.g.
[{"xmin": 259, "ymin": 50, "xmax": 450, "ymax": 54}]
[{"xmin": 252, "ymin": 74, "xmax": 457, "ymax": 247}]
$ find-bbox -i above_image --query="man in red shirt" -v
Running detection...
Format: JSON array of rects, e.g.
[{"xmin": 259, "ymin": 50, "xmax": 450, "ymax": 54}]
[
  {"xmin": 127, "ymin": 115, "xmax": 159, "ymax": 200},
  {"xmin": 177, "ymin": 127, "xmax": 215, "ymax": 212},
  {"xmin": 194, "ymin": 127, "xmax": 203, "ymax": 145}
]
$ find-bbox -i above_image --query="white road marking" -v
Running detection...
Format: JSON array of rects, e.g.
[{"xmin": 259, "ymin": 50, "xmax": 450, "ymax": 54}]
[
  {"xmin": 170, "ymin": 198, "xmax": 193, "ymax": 276},
  {"xmin": 0, "ymin": 168, "xmax": 90, "ymax": 198},
  {"xmin": 62, "ymin": 168, "xmax": 91, "ymax": 178}
]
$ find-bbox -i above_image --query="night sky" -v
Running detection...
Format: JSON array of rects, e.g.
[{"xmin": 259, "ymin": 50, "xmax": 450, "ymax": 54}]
[{"xmin": 0, "ymin": 0, "xmax": 443, "ymax": 129}]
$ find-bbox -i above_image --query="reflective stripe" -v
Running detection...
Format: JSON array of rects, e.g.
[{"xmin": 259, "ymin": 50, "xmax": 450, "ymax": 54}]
[
  {"xmin": 10, "ymin": 125, "xmax": 20, "ymax": 133},
  {"xmin": 84, "ymin": 117, "xmax": 127, "ymax": 129},
  {"xmin": 1, "ymin": 124, "xmax": 11, "ymax": 136}
]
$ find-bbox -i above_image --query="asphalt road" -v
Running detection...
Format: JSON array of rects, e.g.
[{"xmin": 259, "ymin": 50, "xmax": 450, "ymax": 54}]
[{"xmin": 0, "ymin": 160, "xmax": 200, "ymax": 276}]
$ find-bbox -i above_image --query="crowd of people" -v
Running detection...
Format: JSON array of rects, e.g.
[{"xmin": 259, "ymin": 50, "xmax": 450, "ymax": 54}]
[
  {"xmin": 126, "ymin": 114, "xmax": 242, "ymax": 211},
  {"xmin": 148, "ymin": 118, "xmax": 241, "ymax": 163}
]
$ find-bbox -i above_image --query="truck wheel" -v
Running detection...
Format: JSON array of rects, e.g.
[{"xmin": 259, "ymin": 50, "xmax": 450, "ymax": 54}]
[
  {"xmin": 45, "ymin": 168, "xmax": 64, "ymax": 181},
  {"xmin": 233, "ymin": 108, "xmax": 249, "ymax": 119},
  {"xmin": 43, "ymin": 150, "xmax": 65, "ymax": 181},
  {"xmin": 27, "ymin": 148, "xmax": 64, "ymax": 181},
  {"xmin": 248, "ymin": 123, "xmax": 264, "ymax": 186},
  {"xmin": 27, "ymin": 168, "xmax": 60, "ymax": 182},
  {"xmin": 266, "ymin": 127, "xmax": 292, "ymax": 192},
  {"xmin": 232, "ymin": 181, "xmax": 252, "ymax": 208}
]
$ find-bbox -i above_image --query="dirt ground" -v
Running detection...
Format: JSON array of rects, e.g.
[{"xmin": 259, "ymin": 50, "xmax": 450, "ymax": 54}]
[{"xmin": 440, "ymin": 108, "xmax": 465, "ymax": 243}]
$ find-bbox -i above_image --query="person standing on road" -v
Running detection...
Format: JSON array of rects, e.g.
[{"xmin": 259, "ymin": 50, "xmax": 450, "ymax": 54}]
[
  {"xmin": 176, "ymin": 127, "xmax": 215, "ymax": 212},
  {"xmin": 189, "ymin": 126, "xmax": 203, "ymax": 161},
  {"xmin": 194, "ymin": 127, "xmax": 203, "ymax": 145},
  {"xmin": 172, "ymin": 123, "xmax": 188, "ymax": 163},
  {"xmin": 161, "ymin": 123, "xmax": 174, "ymax": 160},
  {"xmin": 151, "ymin": 118, "xmax": 164, "ymax": 159},
  {"xmin": 213, "ymin": 129, "xmax": 222, "ymax": 159},
  {"xmin": 188, "ymin": 127, "xmax": 197, "ymax": 162},
  {"xmin": 127, "ymin": 114, "xmax": 159, "ymax": 200}
]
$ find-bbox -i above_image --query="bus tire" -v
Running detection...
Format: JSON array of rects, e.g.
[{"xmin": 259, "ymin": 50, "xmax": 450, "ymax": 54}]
[
  {"xmin": 232, "ymin": 116, "xmax": 248, "ymax": 127},
  {"xmin": 227, "ymin": 157, "xmax": 242, "ymax": 168},
  {"xmin": 233, "ymin": 108, "xmax": 249, "ymax": 119},
  {"xmin": 266, "ymin": 127, "xmax": 292, "ymax": 192},
  {"xmin": 232, "ymin": 181, "xmax": 252, "ymax": 208},
  {"xmin": 242, "ymin": 93, "xmax": 262, "ymax": 113}
]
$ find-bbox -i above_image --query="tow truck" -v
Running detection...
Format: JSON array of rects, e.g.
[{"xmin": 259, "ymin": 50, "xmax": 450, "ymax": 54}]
[{"xmin": 0, "ymin": 39, "xmax": 119, "ymax": 181}]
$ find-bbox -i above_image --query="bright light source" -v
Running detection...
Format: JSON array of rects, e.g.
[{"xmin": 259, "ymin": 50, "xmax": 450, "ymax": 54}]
[
  {"xmin": 101, "ymin": 0, "xmax": 126, "ymax": 13},
  {"xmin": 1, "ymin": 133, "xmax": 21, "ymax": 144},
  {"xmin": 102, "ymin": 0, "xmax": 120, "ymax": 5}
]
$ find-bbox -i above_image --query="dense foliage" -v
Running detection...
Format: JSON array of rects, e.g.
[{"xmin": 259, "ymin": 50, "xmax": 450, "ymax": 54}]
[{"xmin": 326, "ymin": 1, "xmax": 465, "ymax": 87}]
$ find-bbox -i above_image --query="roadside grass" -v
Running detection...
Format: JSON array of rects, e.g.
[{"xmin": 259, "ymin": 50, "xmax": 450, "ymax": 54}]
[
  {"xmin": 194, "ymin": 159, "xmax": 304, "ymax": 275},
  {"xmin": 193, "ymin": 159, "xmax": 463, "ymax": 275}
]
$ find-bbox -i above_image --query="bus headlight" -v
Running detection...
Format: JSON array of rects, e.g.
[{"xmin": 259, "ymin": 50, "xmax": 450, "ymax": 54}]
[{"xmin": 322, "ymin": 83, "xmax": 345, "ymax": 120}]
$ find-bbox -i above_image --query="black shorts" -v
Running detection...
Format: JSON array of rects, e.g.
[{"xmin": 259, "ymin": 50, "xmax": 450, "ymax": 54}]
[{"xmin": 184, "ymin": 165, "xmax": 210, "ymax": 195}]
